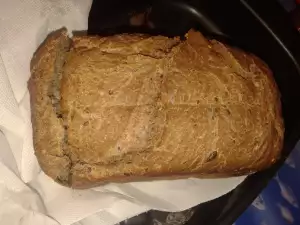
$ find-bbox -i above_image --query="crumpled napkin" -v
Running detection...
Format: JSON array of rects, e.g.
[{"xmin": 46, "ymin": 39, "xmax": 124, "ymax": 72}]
[{"xmin": 0, "ymin": 0, "xmax": 245, "ymax": 224}]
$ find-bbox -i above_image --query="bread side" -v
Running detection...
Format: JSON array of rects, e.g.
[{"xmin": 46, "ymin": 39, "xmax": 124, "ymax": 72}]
[{"xmin": 29, "ymin": 28, "xmax": 72, "ymax": 185}]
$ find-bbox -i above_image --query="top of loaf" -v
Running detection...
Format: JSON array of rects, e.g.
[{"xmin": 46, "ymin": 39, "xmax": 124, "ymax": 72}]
[{"xmin": 30, "ymin": 28, "xmax": 284, "ymax": 188}]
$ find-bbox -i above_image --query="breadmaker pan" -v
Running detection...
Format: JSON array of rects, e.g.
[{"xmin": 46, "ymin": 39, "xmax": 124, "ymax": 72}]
[{"xmin": 88, "ymin": 0, "xmax": 300, "ymax": 224}]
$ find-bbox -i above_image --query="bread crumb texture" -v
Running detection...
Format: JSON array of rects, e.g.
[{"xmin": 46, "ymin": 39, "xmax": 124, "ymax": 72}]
[{"xmin": 29, "ymin": 28, "xmax": 284, "ymax": 188}]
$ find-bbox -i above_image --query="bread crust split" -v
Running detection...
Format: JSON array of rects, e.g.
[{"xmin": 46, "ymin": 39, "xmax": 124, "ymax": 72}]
[{"xmin": 29, "ymin": 28, "xmax": 284, "ymax": 189}]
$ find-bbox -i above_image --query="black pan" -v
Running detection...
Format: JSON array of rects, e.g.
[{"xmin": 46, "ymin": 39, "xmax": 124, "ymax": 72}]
[{"xmin": 88, "ymin": 0, "xmax": 300, "ymax": 224}]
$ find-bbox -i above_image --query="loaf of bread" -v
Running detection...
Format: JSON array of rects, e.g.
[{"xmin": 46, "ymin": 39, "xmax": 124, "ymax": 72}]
[{"xmin": 29, "ymin": 28, "xmax": 284, "ymax": 188}]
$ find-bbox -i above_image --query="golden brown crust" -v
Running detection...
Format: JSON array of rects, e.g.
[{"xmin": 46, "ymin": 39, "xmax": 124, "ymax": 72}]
[{"xmin": 31, "ymin": 29, "xmax": 284, "ymax": 188}]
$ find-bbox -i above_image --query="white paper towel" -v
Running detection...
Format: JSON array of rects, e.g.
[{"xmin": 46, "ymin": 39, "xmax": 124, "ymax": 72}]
[{"xmin": 0, "ymin": 0, "xmax": 245, "ymax": 224}]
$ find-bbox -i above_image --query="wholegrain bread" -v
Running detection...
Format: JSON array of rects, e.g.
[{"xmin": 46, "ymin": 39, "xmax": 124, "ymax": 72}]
[{"xmin": 29, "ymin": 28, "xmax": 284, "ymax": 188}]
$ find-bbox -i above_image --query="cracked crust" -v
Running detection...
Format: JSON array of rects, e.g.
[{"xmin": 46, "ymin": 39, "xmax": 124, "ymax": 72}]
[{"xmin": 30, "ymin": 29, "xmax": 284, "ymax": 188}]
